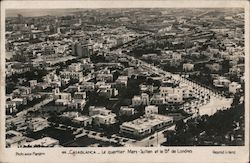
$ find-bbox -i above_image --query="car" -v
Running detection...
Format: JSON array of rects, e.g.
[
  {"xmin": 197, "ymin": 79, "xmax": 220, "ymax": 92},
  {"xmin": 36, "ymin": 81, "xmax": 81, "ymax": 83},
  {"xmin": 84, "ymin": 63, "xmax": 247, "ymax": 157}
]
[
  {"xmin": 149, "ymin": 136, "xmax": 154, "ymax": 140},
  {"xmin": 92, "ymin": 132, "xmax": 97, "ymax": 136}
]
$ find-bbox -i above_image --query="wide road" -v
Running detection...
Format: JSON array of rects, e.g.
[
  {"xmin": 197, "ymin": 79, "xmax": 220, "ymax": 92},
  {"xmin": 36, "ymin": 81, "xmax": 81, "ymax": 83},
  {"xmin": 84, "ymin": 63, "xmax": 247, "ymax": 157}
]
[
  {"xmin": 116, "ymin": 50, "xmax": 233, "ymax": 117},
  {"xmin": 16, "ymin": 97, "xmax": 53, "ymax": 117}
]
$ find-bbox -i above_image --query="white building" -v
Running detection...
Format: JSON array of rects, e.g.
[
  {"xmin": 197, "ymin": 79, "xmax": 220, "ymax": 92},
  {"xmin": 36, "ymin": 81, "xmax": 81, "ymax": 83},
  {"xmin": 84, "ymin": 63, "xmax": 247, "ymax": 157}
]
[
  {"xmin": 79, "ymin": 82, "xmax": 95, "ymax": 91},
  {"xmin": 116, "ymin": 76, "xmax": 128, "ymax": 86},
  {"xmin": 12, "ymin": 98, "xmax": 27, "ymax": 106},
  {"xmin": 68, "ymin": 99, "xmax": 86, "ymax": 110},
  {"xmin": 96, "ymin": 73, "xmax": 113, "ymax": 82},
  {"xmin": 73, "ymin": 116, "xmax": 92, "ymax": 126},
  {"xmin": 74, "ymin": 92, "xmax": 86, "ymax": 99},
  {"xmin": 213, "ymin": 77, "xmax": 231, "ymax": 88},
  {"xmin": 68, "ymin": 63, "xmax": 82, "ymax": 72},
  {"xmin": 120, "ymin": 106, "xmax": 135, "ymax": 116},
  {"xmin": 18, "ymin": 86, "xmax": 32, "ymax": 95},
  {"xmin": 60, "ymin": 71, "xmax": 83, "ymax": 82},
  {"xmin": 150, "ymin": 94, "xmax": 165, "ymax": 105},
  {"xmin": 23, "ymin": 137, "xmax": 59, "ymax": 147},
  {"xmin": 229, "ymin": 82, "xmax": 241, "ymax": 94},
  {"xmin": 166, "ymin": 94, "xmax": 183, "ymax": 103},
  {"xmin": 53, "ymin": 88, "xmax": 72, "ymax": 101},
  {"xmin": 145, "ymin": 105, "xmax": 158, "ymax": 115},
  {"xmin": 120, "ymin": 114, "xmax": 173, "ymax": 138},
  {"xmin": 6, "ymin": 130, "xmax": 27, "ymax": 148},
  {"xmin": 89, "ymin": 106, "xmax": 116, "ymax": 125},
  {"xmin": 183, "ymin": 63, "xmax": 194, "ymax": 71},
  {"xmin": 28, "ymin": 118, "xmax": 49, "ymax": 132},
  {"xmin": 29, "ymin": 80, "xmax": 37, "ymax": 87},
  {"xmin": 132, "ymin": 93, "xmax": 150, "ymax": 106},
  {"xmin": 160, "ymin": 87, "xmax": 184, "ymax": 103},
  {"xmin": 141, "ymin": 93, "xmax": 150, "ymax": 105},
  {"xmin": 44, "ymin": 73, "xmax": 61, "ymax": 88},
  {"xmin": 131, "ymin": 96, "xmax": 142, "ymax": 106},
  {"xmin": 6, "ymin": 101, "xmax": 17, "ymax": 114},
  {"xmin": 172, "ymin": 52, "xmax": 182, "ymax": 60}
]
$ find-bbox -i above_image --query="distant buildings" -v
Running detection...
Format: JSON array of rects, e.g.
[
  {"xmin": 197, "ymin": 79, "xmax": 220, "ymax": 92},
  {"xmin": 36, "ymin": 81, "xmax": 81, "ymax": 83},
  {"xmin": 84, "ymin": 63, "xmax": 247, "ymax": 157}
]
[{"xmin": 72, "ymin": 41, "xmax": 92, "ymax": 58}]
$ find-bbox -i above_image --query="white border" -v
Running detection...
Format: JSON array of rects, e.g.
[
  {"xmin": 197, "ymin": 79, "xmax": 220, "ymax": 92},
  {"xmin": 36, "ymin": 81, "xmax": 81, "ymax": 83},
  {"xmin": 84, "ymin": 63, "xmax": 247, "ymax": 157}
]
[{"xmin": 0, "ymin": 1, "xmax": 249, "ymax": 163}]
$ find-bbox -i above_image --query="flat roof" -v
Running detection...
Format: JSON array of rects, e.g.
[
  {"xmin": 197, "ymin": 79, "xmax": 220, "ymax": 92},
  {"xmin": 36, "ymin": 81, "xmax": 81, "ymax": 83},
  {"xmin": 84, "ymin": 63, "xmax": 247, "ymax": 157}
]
[
  {"xmin": 73, "ymin": 116, "xmax": 91, "ymax": 122},
  {"xmin": 24, "ymin": 137, "xmax": 58, "ymax": 147},
  {"xmin": 92, "ymin": 113, "xmax": 116, "ymax": 119},
  {"xmin": 121, "ymin": 114, "xmax": 173, "ymax": 131},
  {"xmin": 12, "ymin": 98, "xmax": 23, "ymax": 102},
  {"xmin": 6, "ymin": 136, "xmax": 26, "ymax": 144}
]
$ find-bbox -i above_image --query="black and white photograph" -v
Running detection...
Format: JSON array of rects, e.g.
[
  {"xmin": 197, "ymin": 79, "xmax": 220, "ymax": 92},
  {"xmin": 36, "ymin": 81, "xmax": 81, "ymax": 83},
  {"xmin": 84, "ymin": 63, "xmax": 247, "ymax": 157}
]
[{"xmin": 0, "ymin": 0, "xmax": 249, "ymax": 163}]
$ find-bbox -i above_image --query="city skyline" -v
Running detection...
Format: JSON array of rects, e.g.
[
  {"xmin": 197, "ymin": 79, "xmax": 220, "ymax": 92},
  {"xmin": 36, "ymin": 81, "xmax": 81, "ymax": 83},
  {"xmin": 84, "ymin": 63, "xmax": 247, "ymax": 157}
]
[{"xmin": 6, "ymin": 8, "xmax": 243, "ymax": 17}]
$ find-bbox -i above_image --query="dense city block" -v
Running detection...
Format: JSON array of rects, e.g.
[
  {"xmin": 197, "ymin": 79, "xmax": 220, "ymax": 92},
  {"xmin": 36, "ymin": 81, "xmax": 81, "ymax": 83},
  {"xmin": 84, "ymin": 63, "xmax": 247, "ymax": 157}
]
[{"xmin": 5, "ymin": 8, "xmax": 244, "ymax": 147}]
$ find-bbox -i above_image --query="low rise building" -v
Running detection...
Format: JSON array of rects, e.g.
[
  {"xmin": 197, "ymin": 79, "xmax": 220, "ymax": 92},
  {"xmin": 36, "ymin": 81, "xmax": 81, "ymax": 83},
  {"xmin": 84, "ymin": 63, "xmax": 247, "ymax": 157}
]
[
  {"xmin": 213, "ymin": 77, "xmax": 231, "ymax": 88},
  {"xmin": 116, "ymin": 76, "xmax": 128, "ymax": 86},
  {"xmin": 23, "ymin": 137, "xmax": 59, "ymax": 147},
  {"xmin": 74, "ymin": 92, "xmax": 86, "ymax": 99},
  {"xmin": 145, "ymin": 105, "xmax": 158, "ymax": 115},
  {"xmin": 6, "ymin": 130, "xmax": 27, "ymax": 148},
  {"xmin": 60, "ymin": 112, "xmax": 79, "ymax": 119},
  {"xmin": 17, "ymin": 86, "xmax": 32, "ymax": 95},
  {"xmin": 73, "ymin": 116, "xmax": 92, "ymax": 126},
  {"xmin": 150, "ymin": 94, "xmax": 165, "ymax": 105},
  {"xmin": 53, "ymin": 88, "xmax": 72, "ymax": 101},
  {"xmin": 28, "ymin": 118, "xmax": 49, "ymax": 132},
  {"xmin": 68, "ymin": 63, "xmax": 82, "ymax": 72},
  {"xmin": 140, "ymin": 84, "xmax": 154, "ymax": 93},
  {"xmin": 60, "ymin": 71, "xmax": 83, "ymax": 82},
  {"xmin": 183, "ymin": 63, "xmax": 194, "ymax": 71},
  {"xmin": 79, "ymin": 82, "xmax": 95, "ymax": 91},
  {"xmin": 68, "ymin": 99, "xmax": 86, "ymax": 110},
  {"xmin": 131, "ymin": 93, "xmax": 150, "ymax": 106},
  {"xmin": 29, "ymin": 80, "xmax": 38, "ymax": 88},
  {"xmin": 120, "ymin": 114, "xmax": 173, "ymax": 138},
  {"xmin": 229, "ymin": 82, "xmax": 241, "ymax": 94},
  {"xmin": 6, "ymin": 101, "xmax": 17, "ymax": 114},
  {"xmin": 205, "ymin": 63, "xmax": 222, "ymax": 72},
  {"xmin": 12, "ymin": 98, "xmax": 27, "ymax": 106},
  {"xmin": 96, "ymin": 73, "xmax": 113, "ymax": 82},
  {"xmin": 120, "ymin": 106, "xmax": 135, "ymax": 116},
  {"xmin": 131, "ymin": 96, "xmax": 142, "ymax": 106},
  {"xmin": 89, "ymin": 106, "xmax": 116, "ymax": 125}
]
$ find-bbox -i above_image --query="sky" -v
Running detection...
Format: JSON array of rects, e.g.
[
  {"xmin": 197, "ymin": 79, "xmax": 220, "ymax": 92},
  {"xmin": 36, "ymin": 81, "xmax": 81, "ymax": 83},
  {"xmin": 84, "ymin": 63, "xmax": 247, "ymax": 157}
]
[{"xmin": 6, "ymin": 9, "xmax": 85, "ymax": 17}]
